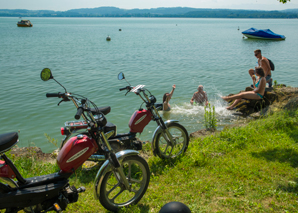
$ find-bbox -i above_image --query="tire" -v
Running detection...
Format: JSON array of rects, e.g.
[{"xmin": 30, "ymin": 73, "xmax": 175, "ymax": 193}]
[
  {"xmin": 155, "ymin": 122, "xmax": 189, "ymax": 159},
  {"xmin": 99, "ymin": 155, "xmax": 150, "ymax": 212}
]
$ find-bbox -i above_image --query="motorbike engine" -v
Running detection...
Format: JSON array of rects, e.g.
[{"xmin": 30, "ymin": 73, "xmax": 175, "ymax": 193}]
[
  {"xmin": 109, "ymin": 137, "xmax": 143, "ymax": 152},
  {"xmin": 23, "ymin": 185, "xmax": 84, "ymax": 213},
  {"xmin": 109, "ymin": 139, "xmax": 125, "ymax": 153}
]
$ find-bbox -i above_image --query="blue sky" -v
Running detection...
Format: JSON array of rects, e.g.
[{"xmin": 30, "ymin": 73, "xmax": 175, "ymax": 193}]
[{"xmin": 0, "ymin": 0, "xmax": 297, "ymax": 11}]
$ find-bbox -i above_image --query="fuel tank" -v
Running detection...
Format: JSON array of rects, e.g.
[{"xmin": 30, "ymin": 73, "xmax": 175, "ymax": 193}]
[
  {"xmin": 57, "ymin": 135, "xmax": 98, "ymax": 173},
  {"xmin": 129, "ymin": 109, "xmax": 152, "ymax": 133}
]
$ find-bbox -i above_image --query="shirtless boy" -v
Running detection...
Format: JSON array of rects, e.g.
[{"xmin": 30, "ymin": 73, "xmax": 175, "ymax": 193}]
[
  {"xmin": 248, "ymin": 49, "xmax": 272, "ymax": 87},
  {"xmin": 190, "ymin": 85, "xmax": 209, "ymax": 106}
]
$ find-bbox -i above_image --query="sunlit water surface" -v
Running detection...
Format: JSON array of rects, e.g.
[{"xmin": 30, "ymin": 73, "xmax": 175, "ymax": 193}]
[{"xmin": 1, "ymin": 17, "xmax": 297, "ymax": 152}]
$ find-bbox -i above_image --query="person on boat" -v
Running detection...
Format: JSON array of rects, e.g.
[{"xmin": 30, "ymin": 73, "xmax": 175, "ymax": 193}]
[
  {"xmin": 248, "ymin": 49, "xmax": 272, "ymax": 87},
  {"xmin": 224, "ymin": 67, "xmax": 266, "ymax": 110},
  {"xmin": 190, "ymin": 85, "xmax": 209, "ymax": 106},
  {"xmin": 163, "ymin": 84, "xmax": 176, "ymax": 111}
]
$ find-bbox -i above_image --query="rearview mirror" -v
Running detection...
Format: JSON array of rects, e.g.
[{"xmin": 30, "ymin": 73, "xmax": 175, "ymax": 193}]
[
  {"xmin": 41, "ymin": 68, "xmax": 53, "ymax": 81},
  {"xmin": 118, "ymin": 72, "xmax": 125, "ymax": 80}
]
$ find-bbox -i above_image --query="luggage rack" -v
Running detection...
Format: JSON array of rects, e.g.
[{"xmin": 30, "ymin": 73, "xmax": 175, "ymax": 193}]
[{"xmin": 65, "ymin": 120, "xmax": 88, "ymax": 130}]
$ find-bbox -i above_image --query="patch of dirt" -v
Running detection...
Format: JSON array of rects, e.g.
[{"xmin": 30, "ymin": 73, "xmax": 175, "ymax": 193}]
[
  {"xmin": 190, "ymin": 128, "xmax": 218, "ymax": 138},
  {"xmin": 10, "ymin": 147, "xmax": 56, "ymax": 163}
]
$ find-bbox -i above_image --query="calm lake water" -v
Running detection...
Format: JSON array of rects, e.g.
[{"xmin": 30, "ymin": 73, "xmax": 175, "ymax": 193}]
[{"xmin": 1, "ymin": 17, "xmax": 298, "ymax": 153}]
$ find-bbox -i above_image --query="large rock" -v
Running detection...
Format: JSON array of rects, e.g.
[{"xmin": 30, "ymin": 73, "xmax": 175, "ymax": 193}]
[{"xmin": 225, "ymin": 85, "xmax": 290, "ymax": 116}]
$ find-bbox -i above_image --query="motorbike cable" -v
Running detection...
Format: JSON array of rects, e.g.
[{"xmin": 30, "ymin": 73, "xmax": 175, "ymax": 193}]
[{"xmin": 145, "ymin": 88, "xmax": 152, "ymax": 96}]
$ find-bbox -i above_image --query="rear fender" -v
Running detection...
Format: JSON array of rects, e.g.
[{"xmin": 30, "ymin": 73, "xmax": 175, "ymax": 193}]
[
  {"xmin": 93, "ymin": 150, "xmax": 139, "ymax": 200},
  {"xmin": 151, "ymin": 120, "xmax": 179, "ymax": 156}
]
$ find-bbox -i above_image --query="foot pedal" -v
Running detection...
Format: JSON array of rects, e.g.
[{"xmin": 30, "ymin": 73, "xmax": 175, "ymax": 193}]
[
  {"xmin": 77, "ymin": 187, "xmax": 86, "ymax": 193},
  {"xmin": 133, "ymin": 140, "xmax": 143, "ymax": 150}
]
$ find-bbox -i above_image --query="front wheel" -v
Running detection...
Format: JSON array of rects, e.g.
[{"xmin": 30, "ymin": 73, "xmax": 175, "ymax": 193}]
[
  {"xmin": 155, "ymin": 122, "xmax": 189, "ymax": 159},
  {"xmin": 99, "ymin": 155, "xmax": 150, "ymax": 211}
]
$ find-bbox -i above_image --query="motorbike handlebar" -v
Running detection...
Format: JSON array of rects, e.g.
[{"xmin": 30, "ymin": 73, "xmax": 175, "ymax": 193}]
[
  {"xmin": 46, "ymin": 92, "xmax": 65, "ymax": 98},
  {"xmin": 119, "ymin": 86, "xmax": 132, "ymax": 91},
  {"xmin": 75, "ymin": 107, "xmax": 84, "ymax": 120},
  {"xmin": 119, "ymin": 87, "xmax": 128, "ymax": 91}
]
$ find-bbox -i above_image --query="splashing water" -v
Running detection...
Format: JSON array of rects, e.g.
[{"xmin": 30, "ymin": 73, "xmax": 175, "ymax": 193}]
[{"xmin": 160, "ymin": 94, "xmax": 238, "ymax": 133}]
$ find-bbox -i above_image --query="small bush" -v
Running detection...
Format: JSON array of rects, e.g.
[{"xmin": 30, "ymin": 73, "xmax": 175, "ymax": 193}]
[{"xmin": 204, "ymin": 103, "xmax": 217, "ymax": 130}]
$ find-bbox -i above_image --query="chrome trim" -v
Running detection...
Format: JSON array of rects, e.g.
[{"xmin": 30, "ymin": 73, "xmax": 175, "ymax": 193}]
[
  {"xmin": 0, "ymin": 177, "xmax": 18, "ymax": 188},
  {"xmin": 88, "ymin": 154, "xmax": 106, "ymax": 162},
  {"xmin": 77, "ymin": 134, "xmax": 84, "ymax": 139},
  {"xmin": 93, "ymin": 150, "xmax": 139, "ymax": 200}
]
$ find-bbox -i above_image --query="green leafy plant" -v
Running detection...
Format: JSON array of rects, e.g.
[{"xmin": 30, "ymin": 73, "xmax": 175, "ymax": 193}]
[
  {"xmin": 204, "ymin": 103, "xmax": 217, "ymax": 130},
  {"xmin": 44, "ymin": 133, "xmax": 58, "ymax": 147}
]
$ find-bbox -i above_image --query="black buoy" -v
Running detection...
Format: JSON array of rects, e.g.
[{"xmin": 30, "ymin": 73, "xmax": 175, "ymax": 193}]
[
  {"xmin": 119, "ymin": 29, "xmax": 122, "ymax": 31},
  {"xmin": 106, "ymin": 36, "xmax": 111, "ymax": 41},
  {"xmin": 159, "ymin": 202, "xmax": 191, "ymax": 213}
]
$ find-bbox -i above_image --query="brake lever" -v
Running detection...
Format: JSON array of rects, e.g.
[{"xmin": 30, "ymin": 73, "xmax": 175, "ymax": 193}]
[
  {"xmin": 57, "ymin": 97, "xmax": 70, "ymax": 106},
  {"xmin": 125, "ymin": 90, "xmax": 129, "ymax": 96}
]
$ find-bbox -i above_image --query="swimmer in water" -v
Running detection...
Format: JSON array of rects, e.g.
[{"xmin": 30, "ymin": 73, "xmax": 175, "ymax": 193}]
[
  {"xmin": 190, "ymin": 85, "xmax": 209, "ymax": 106},
  {"xmin": 163, "ymin": 84, "xmax": 176, "ymax": 111}
]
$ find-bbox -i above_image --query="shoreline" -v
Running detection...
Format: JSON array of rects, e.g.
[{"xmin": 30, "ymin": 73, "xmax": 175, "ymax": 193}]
[{"xmin": 10, "ymin": 85, "xmax": 298, "ymax": 161}]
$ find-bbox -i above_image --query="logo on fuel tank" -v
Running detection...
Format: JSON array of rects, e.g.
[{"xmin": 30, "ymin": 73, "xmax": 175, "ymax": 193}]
[
  {"xmin": 134, "ymin": 115, "xmax": 147, "ymax": 125},
  {"xmin": 66, "ymin": 147, "xmax": 89, "ymax": 163}
]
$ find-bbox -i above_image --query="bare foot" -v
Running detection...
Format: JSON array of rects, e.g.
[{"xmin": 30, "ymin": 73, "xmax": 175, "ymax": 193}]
[
  {"xmin": 222, "ymin": 96, "xmax": 231, "ymax": 101},
  {"xmin": 226, "ymin": 106, "xmax": 233, "ymax": 110}
]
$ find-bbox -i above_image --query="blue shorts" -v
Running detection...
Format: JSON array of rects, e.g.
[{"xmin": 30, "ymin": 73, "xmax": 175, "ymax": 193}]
[{"xmin": 265, "ymin": 75, "xmax": 271, "ymax": 82}]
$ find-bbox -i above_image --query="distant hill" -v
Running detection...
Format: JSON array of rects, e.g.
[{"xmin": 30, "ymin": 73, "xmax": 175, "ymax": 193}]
[
  {"xmin": 1, "ymin": 7, "xmax": 298, "ymax": 18},
  {"xmin": 282, "ymin": 8, "xmax": 298, "ymax": 13}
]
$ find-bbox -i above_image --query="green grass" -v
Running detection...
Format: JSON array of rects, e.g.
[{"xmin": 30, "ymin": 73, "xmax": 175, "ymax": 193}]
[{"xmin": 3, "ymin": 109, "xmax": 298, "ymax": 212}]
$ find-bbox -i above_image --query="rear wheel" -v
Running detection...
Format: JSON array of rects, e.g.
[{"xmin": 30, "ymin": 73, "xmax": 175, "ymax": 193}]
[
  {"xmin": 99, "ymin": 155, "xmax": 150, "ymax": 211},
  {"xmin": 155, "ymin": 122, "xmax": 189, "ymax": 159}
]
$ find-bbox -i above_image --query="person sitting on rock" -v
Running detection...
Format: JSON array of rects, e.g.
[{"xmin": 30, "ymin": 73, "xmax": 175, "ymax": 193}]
[
  {"xmin": 190, "ymin": 85, "xmax": 209, "ymax": 106},
  {"xmin": 248, "ymin": 49, "xmax": 272, "ymax": 88},
  {"xmin": 223, "ymin": 67, "xmax": 266, "ymax": 110}
]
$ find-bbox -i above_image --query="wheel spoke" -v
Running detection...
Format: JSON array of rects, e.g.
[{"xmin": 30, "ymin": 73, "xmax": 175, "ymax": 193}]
[
  {"xmin": 167, "ymin": 145, "xmax": 173, "ymax": 156},
  {"xmin": 127, "ymin": 161, "xmax": 132, "ymax": 179},
  {"xmin": 130, "ymin": 178, "xmax": 142, "ymax": 184},
  {"xmin": 162, "ymin": 142, "xmax": 169, "ymax": 154},
  {"xmin": 110, "ymin": 188, "xmax": 126, "ymax": 202},
  {"xmin": 106, "ymin": 182, "xmax": 120, "ymax": 198},
  {"xmin": 130, "ymin": 188, "xmax": 139, "ymax": 193},
  {"xmin": 156, "ymin": 123, "xmax": 189, "ymax": 159},
  {"xmin": 99, "ymin": 156, "xmax": 149, "ymax": 211}
]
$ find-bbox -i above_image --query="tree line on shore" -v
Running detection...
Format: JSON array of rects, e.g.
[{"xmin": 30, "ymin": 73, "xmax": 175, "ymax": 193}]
[{"xmin": 1, "ymin": 7, "xmax": 298, "ymax": 18}]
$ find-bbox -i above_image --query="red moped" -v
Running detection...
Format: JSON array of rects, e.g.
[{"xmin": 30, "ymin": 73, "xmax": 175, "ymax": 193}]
[
  {"xmin": 60, "ymin": 72, "xmax": 189, "ymax": 159},
  {"xmin": 0, "ymin": 68, "xmax": 150, "ymax": 212}
]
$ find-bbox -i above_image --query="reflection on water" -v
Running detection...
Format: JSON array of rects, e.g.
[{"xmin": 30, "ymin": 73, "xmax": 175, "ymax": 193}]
[{"xmin": 1, "ymin": 17, "xmax": 297, "ymax": 152}]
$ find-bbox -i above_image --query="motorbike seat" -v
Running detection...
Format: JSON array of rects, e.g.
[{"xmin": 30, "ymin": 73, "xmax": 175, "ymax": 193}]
[
  {"xmin": 109, "ymin": 132, "xmax": 136, "ymax": 140},
  {"xmin": 0, "ymin": 132, "xmax": 18, "ymax": 153},
  {"xmin": 18, "ymin": 172, "xmax": 71, "ymax": 189},
  {"xmin": 90, "ymin": 106, "xmax": 111, "ymax": 115}
]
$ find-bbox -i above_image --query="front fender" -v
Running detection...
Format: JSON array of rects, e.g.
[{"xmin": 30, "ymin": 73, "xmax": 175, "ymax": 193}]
[
  {"xmin": 151, "ymin": 120, "xmax": 179, "ymax": 156},
  {"xmin": 93, "ymin": 150, "xmax": 139, "ymax": 200}
]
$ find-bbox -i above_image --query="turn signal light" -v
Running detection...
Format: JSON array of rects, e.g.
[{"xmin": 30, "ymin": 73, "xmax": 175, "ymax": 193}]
[{"xmin": 60, "ymin": 127, "xmax": 70, "ymax": 135}]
